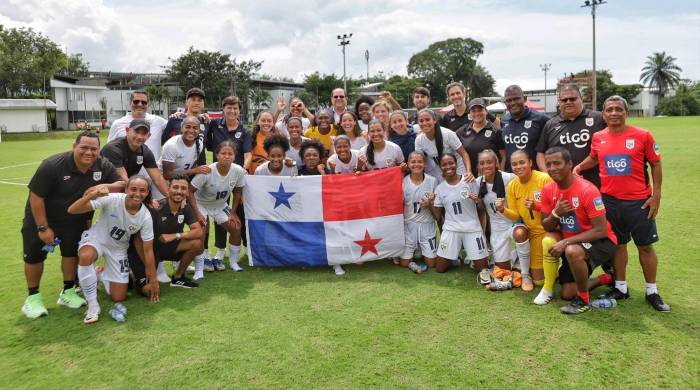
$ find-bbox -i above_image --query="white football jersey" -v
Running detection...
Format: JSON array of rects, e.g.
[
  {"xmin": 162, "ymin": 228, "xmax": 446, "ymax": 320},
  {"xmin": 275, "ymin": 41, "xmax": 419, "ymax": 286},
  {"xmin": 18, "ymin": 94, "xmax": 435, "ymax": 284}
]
[
  {"xmin": 476, "ymin": 172, "xmax": 517, "ymax": 231},
  {"xmin": 403, "ymin": 173, "xmax": 437, "ymax": 224},
  {"xmin": 359, "ymin": 141, "xmax": 404, "ymax": 170},
  {"xmin": 89, "ymin": 193, "xmax": 154, "ymax": 249},
  {"xmin": 159, "ymin": 135, "xmax": 200, "ymax": 171},
  {"xmin": 327, "ymin": 150, "xmax": 360, "ymax": 174},
  {"xmin": 275, "ymin": 117, "xmax": 311, "ymax": 138},
  {"xmin": 434, "ymin": 177, "xmax": 481, "ymax": 233},
  {"xmin": 255, "ymin": 161, "xmax": 298, "ymax": 176},
  {"xmin": 107, "ymin": 113, "xmax": 167, "ymax": 162},
  {"xmin": 415, "ymin": 127, "xmax": 465, "ymax": 178},
  {"xmin": 191, "ymin": 162, "xmax": 246, "ymax": 208},
  {"xmin": 349, "ymin": 136, "xmax": 367, "ymax": 151}
]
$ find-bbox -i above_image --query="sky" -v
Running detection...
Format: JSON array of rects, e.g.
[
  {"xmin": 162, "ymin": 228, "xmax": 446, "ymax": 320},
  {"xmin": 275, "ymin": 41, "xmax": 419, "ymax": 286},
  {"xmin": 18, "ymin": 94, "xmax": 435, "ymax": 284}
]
[{"xmin": 1, "ymin": 0, "xmax": 698, "ymax": 92}]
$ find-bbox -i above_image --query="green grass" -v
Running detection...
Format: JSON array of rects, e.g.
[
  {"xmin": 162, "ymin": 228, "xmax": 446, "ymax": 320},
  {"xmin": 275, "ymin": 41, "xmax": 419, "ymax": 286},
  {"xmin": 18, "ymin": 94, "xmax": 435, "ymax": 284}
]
[{"xmin": 1, "ymin": 117, "xmax": 699, "ymax": 389}]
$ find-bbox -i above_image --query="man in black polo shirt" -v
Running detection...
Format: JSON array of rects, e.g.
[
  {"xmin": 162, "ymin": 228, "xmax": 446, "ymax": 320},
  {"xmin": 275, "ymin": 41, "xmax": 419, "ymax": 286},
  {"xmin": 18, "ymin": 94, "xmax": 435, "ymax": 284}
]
[
  {"xmin": 456, "ymin": 98, "xmax": 505, "ymax": 176},
  {"xmin": 21, "ymin": 131, "xmax": 124, "ymax": 319},
  {"xmin": 408, "ymin": 87, "xmax": 431, "ymax": 130},
  {"xmin": 439, "ymin": 82, "xmax": 471, "ymax": 132},
  {"xmin": 130, "ymin": 174, "xmax": 203, "ymax": 292},
  {"xmin": 101, "ymin": 118, "xmax": 169, "ymax": 197},
  {"xmin": 536, "ymin": 84, "xmax": 605, "ymax": 187},
  {"xmin": 500, "ymin": 85, "xmax": 550, "ymax": 172}
]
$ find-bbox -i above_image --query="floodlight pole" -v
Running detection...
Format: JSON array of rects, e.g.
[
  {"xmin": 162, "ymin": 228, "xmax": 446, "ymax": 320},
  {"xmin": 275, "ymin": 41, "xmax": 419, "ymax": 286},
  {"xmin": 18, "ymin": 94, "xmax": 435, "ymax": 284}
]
[
  {"xmin": 365, "ymin": 50, "xmax": 370, "ymax": 83},
  {"xmin": 337, "ymin": 33, "xmax": 352, "ymax": 93},
  {"xmin": 582, "ymin": 0, "xmax": 606, "ymax": 110},
  {"xmin": 540, "ymin": 63, "xmax": 551, "ymax": 113}
]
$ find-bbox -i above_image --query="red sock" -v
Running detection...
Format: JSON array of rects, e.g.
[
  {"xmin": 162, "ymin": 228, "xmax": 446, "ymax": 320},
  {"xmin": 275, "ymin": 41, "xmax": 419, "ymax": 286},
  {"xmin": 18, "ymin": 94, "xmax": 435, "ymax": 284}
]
[
  {"xmin": 598, "ymin": 273, "xmax": 613, "ymax": 286},
  {"xmin": 577, "ymin": 291, "xmax": 590, "ymax": 304}
]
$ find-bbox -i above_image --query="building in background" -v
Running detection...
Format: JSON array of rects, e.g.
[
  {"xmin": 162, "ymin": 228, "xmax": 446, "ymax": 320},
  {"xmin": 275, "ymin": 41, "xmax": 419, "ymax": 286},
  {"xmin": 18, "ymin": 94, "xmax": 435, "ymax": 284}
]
[{"xmin": 0, "ymin": 99, "xmax": 57, "ymax": 135}]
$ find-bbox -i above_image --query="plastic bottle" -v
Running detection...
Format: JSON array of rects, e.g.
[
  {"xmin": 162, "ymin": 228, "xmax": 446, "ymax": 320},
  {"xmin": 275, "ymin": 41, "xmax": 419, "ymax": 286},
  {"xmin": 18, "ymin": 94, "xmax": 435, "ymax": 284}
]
[
  {"xmin": 591, "ymin": 298, "xmax": 617, "ymax": 309},
  {"xmin": 408, "ymin": 262, "xmax": 428, "ymax": 274}
]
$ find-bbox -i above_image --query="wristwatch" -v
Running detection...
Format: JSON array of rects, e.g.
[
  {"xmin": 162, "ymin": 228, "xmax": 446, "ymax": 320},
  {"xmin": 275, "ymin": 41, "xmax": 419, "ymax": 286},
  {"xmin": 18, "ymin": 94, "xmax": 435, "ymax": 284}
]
[
  {"xmin": 37, "ymin": 225, "xmax": 48, "ymax": 233},
  {"xmin": 175, "ymin": 233, "xmax": 181, "ymax": 240}
]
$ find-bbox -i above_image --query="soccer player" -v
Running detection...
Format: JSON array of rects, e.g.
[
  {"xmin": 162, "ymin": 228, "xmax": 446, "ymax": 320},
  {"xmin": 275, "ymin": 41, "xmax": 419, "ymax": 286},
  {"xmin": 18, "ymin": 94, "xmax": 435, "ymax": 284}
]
[
  {"xmin": 495, "ymin": 150, "xmax": 552, "ymax": 292},
  {"xmin": 273, "ymin": 96, "xmax": 314, "ymax": 136},
  {"xmin": 286, "ymin": 117, "xmax": 310, "ymax": 167},
  {"xmin": 189, "ymin": 141, "xmax": 246, "ymax": 278},
  {"xmin": 439, "ymin": 82, "xmax": 471, "ymax": 132},
  {"xmin": 297, "ymin": 139, "xmax": 329, "ymax": 176},
  {"xmin": 160, "ymin": 116, "xmax": 209, "ymax": 180},
  {"xmin": 354, "ymin": 95, "xmax": 375, "ymax": 132},
  {"xmin": 388, "ymin": 110, "xmax": 416, "ymax": 162},
  {"xmin": 456, "ymin": 98, "xmax": 505, "ymax": 176},
  {"xmin": 101, "ymin": 119, "xmax": 169, "ymax": 198},
  {"xmin": 415, "ymin": 108, "xmax": 472, "ymax": 181},
  {"xmin": 536, "ymin": 84, "xmax": 605, "ymax": 187},
  {"xmin": 255, "ymin": 134, "xmax": 298, "ymax": 176},
  {"xmin": 337, "ymin": 111, "xmax": 367, "ymax": 151},
  {"xmin": 574, "ymin": 95, "xmax": 669, "ymax": 311},
  {"xmin": 408, "ymin": 87, "xmax": 431, "ymax": 130},
  {"xmin": 500, "ymin": 85, "xmax": 549, "ymax": 173},
  {"xmin": 429, "ymin": 154, "xmax": 490, "ymax": 283},
  {"xmin": 130, "ymin": 174, "xmax": 203, "ymax": 291},
  {"xmin": 327, "ymin": 135, "xmax": 364, "ymax": 174},
  {"xmin": 162, "ymin": 87, "xmax": 209, "ymax": 146},
  {"xmin": 359, "ymin": 119, "xmax": 405, "ymax": 171},
  {"xmin": 69, "ymin": 176, "xmax": 157, "ymax": 324},
  {"xmin": 401, "ymin": 151, "xmax": 438, "ymax": 270},
  {"xmin": 370, "ymin": 100, "xmax": 392, "ymax": 131},
  {"xmin": 248, "ymin": 111, "xmax": 280, "ymax": 174},
  {"xmin": 303, "ymin": 110, "xmax": 337, "ymax": 161},
  {"xmin": 539, "ymin": 147, "xmax": 618, "ymax": 314},
  {"xmin": 21, "ymin": 131, "xmax": 123, "ymax": 319}
]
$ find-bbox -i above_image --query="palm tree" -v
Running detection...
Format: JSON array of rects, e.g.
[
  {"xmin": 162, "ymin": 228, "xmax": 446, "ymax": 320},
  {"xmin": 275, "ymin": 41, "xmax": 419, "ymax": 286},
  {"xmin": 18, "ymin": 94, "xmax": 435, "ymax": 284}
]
[{"xmin": 640, "ymin": 52, "xmax": 682, "ymax": 98}]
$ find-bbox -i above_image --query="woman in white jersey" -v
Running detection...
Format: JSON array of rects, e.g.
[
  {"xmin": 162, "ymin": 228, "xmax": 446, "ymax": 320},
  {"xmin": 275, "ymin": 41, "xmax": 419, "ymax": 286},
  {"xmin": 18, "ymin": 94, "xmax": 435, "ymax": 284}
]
[
  {"xmin": 359, "ymin": 119, "xmax": 405, "ymax": 171},
  {"xmin": 336, "ymin": 112, "xmax": 367, "ymax": 151},
  {"xmin": 400, "ymin": 151, "xmax": 438, "ymax": 272},
  {"xmin": 415, "ymin": 108, "xmax": 472, "ymax": 182},
  {"xmin": 189, "ymin": 141, "xmax": 247, "ymax": 279},
  {"xmin": 429, "ymin": 154, "xmax": 490, "ymax": 284},
  {"xmin": 160, "ymin": 115, "xmax": 209, "ymax": 180},
  {"xmin": 287, "ymin": 117, "xmax": 309, "ymax": 167},
  {"xmin": 327, "ymin": 135, "xmax": 364, "ymax": 174},
  {"xmin": 475, "ymin": 149, "xmax": 517, "ymax": 271},
  {"xmin": 69, "ymin": 176, "xmax": 156, "ymax": 324},
  {"xmin": 255, "ymin": 133, "xmax": 298, "ymax": 176}
]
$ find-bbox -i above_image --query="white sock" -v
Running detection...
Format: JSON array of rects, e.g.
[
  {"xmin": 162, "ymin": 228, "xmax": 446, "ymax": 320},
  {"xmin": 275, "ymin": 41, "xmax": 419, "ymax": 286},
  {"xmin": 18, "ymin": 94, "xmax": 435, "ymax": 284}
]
[
  {"xmin": 515, "ymin": 240, "xmax": 531, "ymax": 275},
  {"xmin": 157, "ymin": 262, "xmax": 168, "ymax": 276},
  {"xmin": 78, "ymin": 265, "xmax": 98, "ymax": 307},
  {"xmin": 646, "ymin": 283, "xmax": 658, "ymax": 295},
  {"xmin": 333, "ymin": 264, "xmax": 345, "ymax": 275},
  {"xmin": 194, "ymin": 254, "xmax": 205, "ymax": 274},
  {"xmin": 615, "ymin": 280, "xmax": 628, "ymax": 294},
  {"xmin": 228, "ymin": 245, "xmax": 241, "ymax": 269},
  {"xmin": 215, "ymin": 248, "xmax": 226, "ymax": 260}
]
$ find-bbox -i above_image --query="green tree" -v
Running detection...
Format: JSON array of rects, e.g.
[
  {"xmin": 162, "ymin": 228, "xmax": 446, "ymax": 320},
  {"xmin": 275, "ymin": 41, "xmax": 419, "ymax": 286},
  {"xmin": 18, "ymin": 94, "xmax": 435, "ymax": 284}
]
[
  {"xmin": 0, "ymin": 25, "xmax": 67, "ymax": 98},
  {"xmin": 469, "ymin": 64, "xmax": 496, "ymax": 99},
  {"xmin": 383, "ymin": 76, "xmax": 423, "ymax": 107},
  {"xmin": 656, "ymin": 82, "xmax": 700, "ymax": 116},
  {"xmin": 575, "ymin": 70, "xmax": 642, "ymax": 109},
  {"xmin": 60, "ymin": 53, "xmax": 90, "ymax": 77},
  {"xmin": 297, "ymin": 72, "xmax": 348, "ymax": 109},
  {"xmin": 145, "ymin": 84, "xmax": 171, "ymax": 115},
  {"xmin": 407, "ymin": 37, "xmax": 489, "ymax": 102},
  {"xmin": 640, "ymin": 51, "xmax": 682, "ymax": 98}
]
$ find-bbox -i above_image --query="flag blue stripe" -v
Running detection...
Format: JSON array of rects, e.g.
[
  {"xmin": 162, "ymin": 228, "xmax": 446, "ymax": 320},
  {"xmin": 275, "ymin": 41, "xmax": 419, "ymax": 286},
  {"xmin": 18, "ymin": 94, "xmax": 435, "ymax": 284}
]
[{"xmin": 248, "ymin": 219, "xmax": 329, "ymax": 267}]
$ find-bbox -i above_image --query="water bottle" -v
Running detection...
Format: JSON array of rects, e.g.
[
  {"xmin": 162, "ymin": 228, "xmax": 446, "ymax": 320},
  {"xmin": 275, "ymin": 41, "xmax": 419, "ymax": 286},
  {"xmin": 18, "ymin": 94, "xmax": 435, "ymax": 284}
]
[
  {"xmin": 408, "ymin": 262, "xmax": 427, "ymax": 274},
  {"xmin": 591, "ymin": 298, "xmax": 617, "ymax": 309}
]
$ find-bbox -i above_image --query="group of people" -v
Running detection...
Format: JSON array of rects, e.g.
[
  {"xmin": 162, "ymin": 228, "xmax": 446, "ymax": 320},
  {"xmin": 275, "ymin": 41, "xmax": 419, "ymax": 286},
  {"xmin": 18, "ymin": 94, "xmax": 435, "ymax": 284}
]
[{"xmin": 20, "ymin": 80, "xmax": 669, "ymax": 325}]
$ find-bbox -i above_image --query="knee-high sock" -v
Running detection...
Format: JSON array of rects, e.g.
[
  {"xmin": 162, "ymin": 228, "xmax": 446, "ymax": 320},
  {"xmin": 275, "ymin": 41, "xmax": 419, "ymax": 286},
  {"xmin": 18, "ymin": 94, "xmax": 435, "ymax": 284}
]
[
  {"xmin": 515, "ymin": 240, "xmax": 531, "ymax": 275},
  {"xmin": 541, "ymin": 236, "xmax": 559, "ymax": 293},
  {"xmin": 78, "ymin": 265, "xmax": 98, "ymax": 307},
  {"xmin": 228, "ymin": 245, "xmax": 241, "ymax": 265},
  {"xmin": 194, "ymin": 252, "xmax": 205, "ymax": 274}
]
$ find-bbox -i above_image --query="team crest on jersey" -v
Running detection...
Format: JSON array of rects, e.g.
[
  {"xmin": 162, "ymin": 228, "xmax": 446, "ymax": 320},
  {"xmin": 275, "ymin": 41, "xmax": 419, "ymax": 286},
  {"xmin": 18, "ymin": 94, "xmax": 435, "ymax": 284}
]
[
  {"xmin": 533, "ymin": 191, "xmax": 541, "ymax": 202},
  {"xmin": 460, "ymin": 188, "xmax": 470, "ymax": 200},
  {"xmin": 485, "ymin": 130, "xmax": 492, "ymax": 137},
  {"xmin": 161, "ymin": 216, "xmax": 167, "ymax": 222},
  {"xmin": 93, "ymin": 172, "xmax": 101, "ymax": 181},
  {"xmin": 200, "ymin": 124, "xmax": 206, "ymax": 132},
  {"xmin": 385, "ymin": 158, "xmax": 394, "ymax": 166},
  {"xmin": 127, "ymin": 224, "xmax": 139, "ymax": 233},
  {"xmin": 136, "ymin": 155, "xmax": 143, "ymax": 165},
  {"xmin": 177, "ymin": 214, "xmax": 185, "ymax": 224},
  {"xmin": 626, "ymin": 139, "xmax": 635, "ymax": 149},
  {"xmin": 235, "ymin": 132, "xmax": 242, "ymax": 139},
  {"xmin": 593, "ymin": 197, "xmax": 605, "ymax": 211},
  {"xmin": 572, "ymin": 196, "xmax": 579, "ymax": 208},
  {"xmin": 524, "ymin": 120, "xmax": 532, "ymax": 129},
  {"xmin": 422, "ymin": 191, "xmax": 431, "ymax": 199},
  {"xmin": 229, "ymin": 181, "xmax": 236, "ymax": 189},
  {"xmin": 653, "ymin": 143, "xmax": 660, "ymax": 155},
  {"xmin": 582, "ymin": 242, "xmax": 592, "ymax": 249},
  {"xmin": 63, "ymin": 175, "xmax": 71, "ymax": 181},
  {"xmin": 585, "ymin": 117, "xmax": 594, "ymax": 127}
]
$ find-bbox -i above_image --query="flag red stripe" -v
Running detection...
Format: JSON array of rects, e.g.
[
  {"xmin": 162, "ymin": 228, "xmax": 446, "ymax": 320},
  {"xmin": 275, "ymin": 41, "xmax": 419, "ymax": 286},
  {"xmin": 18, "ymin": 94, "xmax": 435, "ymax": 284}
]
[{"xmin": 322, "ymin": 167, "xmax": 403, "ymax": 222}]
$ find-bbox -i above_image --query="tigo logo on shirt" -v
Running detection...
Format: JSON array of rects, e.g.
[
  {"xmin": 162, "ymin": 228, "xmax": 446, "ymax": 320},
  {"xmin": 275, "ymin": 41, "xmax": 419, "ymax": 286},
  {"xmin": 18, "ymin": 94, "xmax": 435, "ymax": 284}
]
[
  {"xmin": 604, "ymin": 154, "xmax": 631, "ymax": 176},
  {"xmin": 559, "ymin": 213, "xmax": 580, "ymax": 233}
]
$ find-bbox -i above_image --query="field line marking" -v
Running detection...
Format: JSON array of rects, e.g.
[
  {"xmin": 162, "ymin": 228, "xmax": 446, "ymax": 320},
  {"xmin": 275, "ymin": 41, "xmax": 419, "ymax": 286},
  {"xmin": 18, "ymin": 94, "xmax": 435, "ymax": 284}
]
[
  {"xmin": 0, "ymin": 161, "xmax": 41, "ymax": 170},
  {"xmin": 0, "ymin": 180, "xmax": 27, "ymax": 186}
]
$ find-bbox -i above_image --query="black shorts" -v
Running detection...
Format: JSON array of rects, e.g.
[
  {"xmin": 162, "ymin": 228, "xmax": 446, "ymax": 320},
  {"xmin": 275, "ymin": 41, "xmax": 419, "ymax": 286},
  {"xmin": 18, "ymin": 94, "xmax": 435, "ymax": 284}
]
[
  {"xmin": 558, "ymin": 238, "xmax": 617, "ymax": 285},
  {"xmin": 127, "ymin": 241, "xmax": 182, "ymax": 288},
  {"xmin": 21, "ymin": 218, "xmax": 86, "ymax": 264},
  {"xmin": 603, "ymin": 194, "xmax": 659, "ymax": 246}
]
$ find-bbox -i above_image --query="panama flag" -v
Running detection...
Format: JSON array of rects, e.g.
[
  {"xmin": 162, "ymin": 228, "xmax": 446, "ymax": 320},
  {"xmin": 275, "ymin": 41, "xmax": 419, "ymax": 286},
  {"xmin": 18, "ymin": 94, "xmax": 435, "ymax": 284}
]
[{"xmin": 243, "ymin": 167, "xmax": 405, "ymax": 267}]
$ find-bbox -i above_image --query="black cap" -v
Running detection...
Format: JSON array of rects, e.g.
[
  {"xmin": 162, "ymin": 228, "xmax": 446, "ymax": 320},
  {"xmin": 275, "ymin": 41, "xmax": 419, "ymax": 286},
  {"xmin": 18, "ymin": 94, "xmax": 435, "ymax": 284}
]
[
  {"xmin": 129, "ymin": 118, "xmax": 150, "ymax": 132},
  {"xmin": 186, "ymin": 87, "xmax": 205, "ymax": 99},
  {"xmin": 468, "ymin": 98, "xmax": 486, "ymax": 110}
]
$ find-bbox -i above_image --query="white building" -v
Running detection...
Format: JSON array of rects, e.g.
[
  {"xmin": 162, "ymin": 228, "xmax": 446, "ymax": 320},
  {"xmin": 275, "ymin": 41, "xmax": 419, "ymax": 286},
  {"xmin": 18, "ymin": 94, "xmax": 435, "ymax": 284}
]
[
  {"xmin": 51, "ymin": 77, "xmax": 108, "ymax": 129},
  {"xmin": 0, "ymin": 99, "xmax": 57, "ymax": 134}
]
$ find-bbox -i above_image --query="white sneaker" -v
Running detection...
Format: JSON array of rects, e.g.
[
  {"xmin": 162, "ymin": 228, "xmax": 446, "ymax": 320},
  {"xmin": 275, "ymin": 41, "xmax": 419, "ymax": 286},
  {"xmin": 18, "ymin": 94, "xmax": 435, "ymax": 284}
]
[
  {"xmin": 478, "ymin": 268, "xmax": 492, "ymax": 285},
  {"xmin": 229, "ymin": 261, "xmax": 244, "ymax": 272},
  {"xmin": 533, "ymin": 289, "xmax": 553, "ymax": 305},
  {"xmin": 192, "ymin": 271, "xmax": 205, "ymax": 281},
  {"xmin": 157, "ymin": 263, "xmax": 171, "ymax": 283},
  {"xmin": 83, "ymin": 304, "xmax": 101, "ymax": 324},
  {"xmin": 333, "ymin": 264, "xmax": 346, "ymax": 276}
]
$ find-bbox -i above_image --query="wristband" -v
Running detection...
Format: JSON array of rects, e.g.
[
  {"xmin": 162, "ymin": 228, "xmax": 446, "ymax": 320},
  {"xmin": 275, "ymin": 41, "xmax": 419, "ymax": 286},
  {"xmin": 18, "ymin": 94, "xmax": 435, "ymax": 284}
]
[{"xmin": 551, "ymin": 210, "xmax": 560, "ymax": 219}]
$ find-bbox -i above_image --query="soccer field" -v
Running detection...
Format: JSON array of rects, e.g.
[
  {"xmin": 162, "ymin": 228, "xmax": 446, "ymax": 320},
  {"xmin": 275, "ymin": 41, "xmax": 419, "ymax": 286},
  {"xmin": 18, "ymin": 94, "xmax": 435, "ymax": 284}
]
[{"xmin": 1, "ymin": 117, "xmax": 698, "ymax": 389}]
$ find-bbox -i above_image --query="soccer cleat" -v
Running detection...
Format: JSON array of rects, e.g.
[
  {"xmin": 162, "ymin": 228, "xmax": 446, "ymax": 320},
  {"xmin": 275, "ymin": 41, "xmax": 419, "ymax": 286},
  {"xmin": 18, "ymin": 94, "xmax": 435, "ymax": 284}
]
[
  {"xmin": 533, "ymin": 288, "xmax": 553, "ymax": 305},
  {"xmin": 333, "ymin": 264, "xmax": 346, "ymax": 276},
  {"xmin": 229, "ymin": 261, "xmax": 244, "ymax": 272},
  {"xmin": 599, "ymin": 287, "xmax": 630, "ymax": 300},
  {"xmin": 22, "ymin": 294, "xmax": 48, "ymax": 319},
  {"xmin": 213, "ymin": 259, "xmax": 226, "ymax": 271},
  {"xmin": 203, "ymin": 259, "xmax": 215, "ymax": 272},
  {"xmin": 478, "ymin": 268, "xmax": 492, "ymax": 285},
  {"xmin": 560, "ymin": 296, "xmax": 591, "ymax": 315},
  {"xmin": 170, "ymin": 275, "xmax": 199, "ymax": 288},
  {"xmin": 646, "ymin": 293, "xmax": 671, "ymax": 312},
  {"xmin": 83, "ymin": 304, "xmax": 101, "ymax": 324},
  {"xmin": 521, "ymin": 274, "xmax": 534, "ymax": 292},
  {"xmin": 57, "ymin": 287, "xmax": 87, "ymax": 309}
]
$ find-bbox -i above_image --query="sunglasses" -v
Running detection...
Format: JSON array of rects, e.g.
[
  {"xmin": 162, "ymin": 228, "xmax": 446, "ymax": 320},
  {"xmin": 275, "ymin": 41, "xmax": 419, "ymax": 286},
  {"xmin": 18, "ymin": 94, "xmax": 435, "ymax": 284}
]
[
  {"xmin": 132, "ymin": 100, "xmax": 148, "ymax": 106},
  {"xmin": 333, "ymin": 95, "xmax": 346, "ymax": 99},
  {"xmin": 559, "ymin": 97, "xmax": 578, "ymax": 103}
]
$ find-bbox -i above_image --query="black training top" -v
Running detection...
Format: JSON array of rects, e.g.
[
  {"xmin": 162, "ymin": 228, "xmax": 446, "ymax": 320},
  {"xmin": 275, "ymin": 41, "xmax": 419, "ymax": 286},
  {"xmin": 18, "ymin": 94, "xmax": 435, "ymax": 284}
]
[
  {"xmin": 24, "ymin": 152, "xmax": 121, "ymax": 225},
  {"xmin": 101, "ymin": 137, "xmax": 158, "ymax": 177},
  {"xmin": 149, "ymin": 198, "xmax": 197, "ymax": 239},
  {"xmin": 439, "ymin": 108, "xmax": 471, "ymax": 132},
  {"xmin": 500, "ymin": 108, "xmax": 550, "ymax": 172},
  {"xmin": 536, "ymin": 108, "xmax": 606, "ymax": 187},
  {"xmin": 456, "ymin": 122, "xmax": 504, "ymax": 176},
  {"xmin": 206, "ymin": 118, "xmax": 252, "ymax": 166}
]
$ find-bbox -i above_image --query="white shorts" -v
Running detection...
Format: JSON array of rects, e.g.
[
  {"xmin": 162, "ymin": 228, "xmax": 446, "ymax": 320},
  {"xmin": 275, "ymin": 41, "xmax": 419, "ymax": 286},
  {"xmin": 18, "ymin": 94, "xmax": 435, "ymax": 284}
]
[
  {"xmin": 197, "ymin": 203, "xmax": 231, "ymax": 225},
  {"xmin": 402, "ymin": 222, "xmax": 437, "ymax": 259},
  {"xmin": 490, "ymin": 228, "xmax": 513, "ymax": 262},
  {"xmin": 78, "ymin": 231, "xmax": 130, "ymax": 284},
  {"xmin": 437, "ymin": 230, "xmax": 489, "ymax": 261}
]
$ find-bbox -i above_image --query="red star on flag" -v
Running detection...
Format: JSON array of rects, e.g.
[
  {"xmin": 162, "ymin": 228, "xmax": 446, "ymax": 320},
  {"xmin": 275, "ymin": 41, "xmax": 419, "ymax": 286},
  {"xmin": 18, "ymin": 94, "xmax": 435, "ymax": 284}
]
[{"xmin": 354, "ymin": 229, "xmax": 382, "ymax": 256}]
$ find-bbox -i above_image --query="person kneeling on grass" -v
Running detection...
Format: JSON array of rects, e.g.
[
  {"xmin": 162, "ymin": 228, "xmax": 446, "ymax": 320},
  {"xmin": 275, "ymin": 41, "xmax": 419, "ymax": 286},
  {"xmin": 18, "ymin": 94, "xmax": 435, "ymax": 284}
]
[
  {"xmin": 538, "ymin": 147, "xmax": 617, "ymax": 314},
  {"xmin": 69, "ymin": 176, "xmax": 158, "ymax": 324},
  {"xmin": 129, "ymin": 174, "xmax": 203, "ymax": 292}
]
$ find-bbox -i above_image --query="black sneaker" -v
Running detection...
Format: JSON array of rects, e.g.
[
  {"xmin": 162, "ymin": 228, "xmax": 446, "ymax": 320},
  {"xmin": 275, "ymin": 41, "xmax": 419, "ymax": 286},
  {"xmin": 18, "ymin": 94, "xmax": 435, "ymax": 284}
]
[
  {"xmin": 645, "ymin": 293, "xmax": 671, "ymax": 312},
  {"xmin": 599, "ymin": 287, "xmax": 630, "ymax": 300},
  {"xmin": 560, "ymin": 296, "xmax": 591, "ymax": 315},
  {"xmin": 170, "ymin": 275, "xmax": 199, "ymax": 289}
]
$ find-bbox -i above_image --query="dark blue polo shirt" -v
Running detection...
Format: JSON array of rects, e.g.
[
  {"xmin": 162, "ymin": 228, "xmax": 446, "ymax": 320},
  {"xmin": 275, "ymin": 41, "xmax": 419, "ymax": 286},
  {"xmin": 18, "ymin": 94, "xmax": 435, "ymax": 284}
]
[
  {"xmin": 500, "ymin": 108, "xmax": 549, "ymax": 172},
  {"xmin": 205, "ymin": 118, "xmax": 252, "ymax": 166}
]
